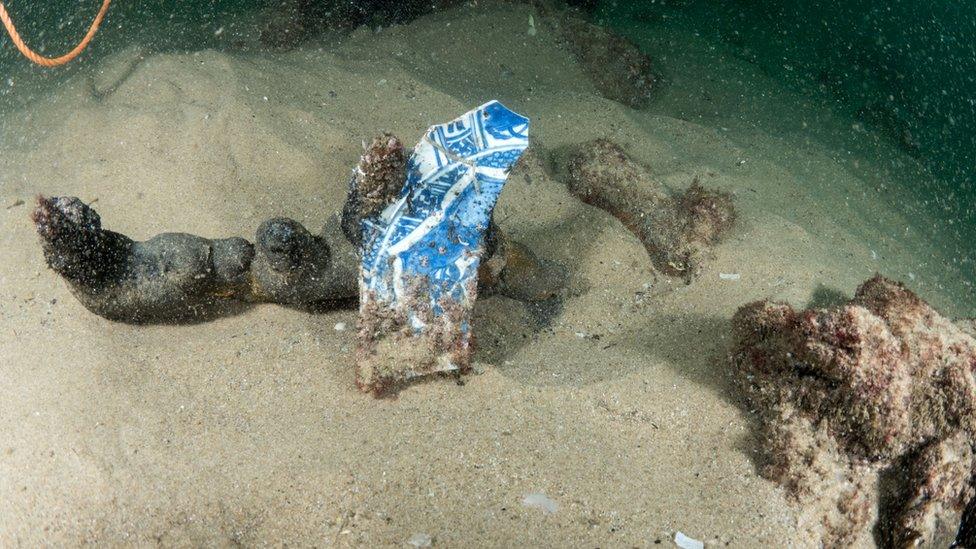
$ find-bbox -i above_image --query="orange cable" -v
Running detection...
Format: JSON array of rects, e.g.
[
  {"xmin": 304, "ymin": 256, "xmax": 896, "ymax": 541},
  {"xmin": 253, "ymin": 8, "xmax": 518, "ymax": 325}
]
[{"xmin": 0, "ymin": 0, "xmax": 111, "ymax": 67}]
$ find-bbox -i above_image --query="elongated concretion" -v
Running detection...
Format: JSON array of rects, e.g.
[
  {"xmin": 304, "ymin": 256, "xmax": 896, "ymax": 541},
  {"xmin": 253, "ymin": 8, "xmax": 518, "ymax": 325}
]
[
  {"xmin": 31, "ymin": 195, "xmax": 357, "ymax": 322},
  {"xmin": 565, "ymin": 139, "xmax": 735, "ymax": 282}
]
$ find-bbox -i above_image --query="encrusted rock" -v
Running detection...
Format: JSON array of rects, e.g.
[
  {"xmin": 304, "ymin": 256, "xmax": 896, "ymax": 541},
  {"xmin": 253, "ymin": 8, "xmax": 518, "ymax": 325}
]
[{"xmin": 730, "ymin": 275, "xmax": 976, "ymax": 547}]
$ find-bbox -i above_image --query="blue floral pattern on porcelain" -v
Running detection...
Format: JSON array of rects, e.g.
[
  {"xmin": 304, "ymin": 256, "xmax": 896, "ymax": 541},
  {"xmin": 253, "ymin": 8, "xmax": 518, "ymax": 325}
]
[{"xmin": 360, "ymin": 100, "xmax": 530, "ymax": 337}]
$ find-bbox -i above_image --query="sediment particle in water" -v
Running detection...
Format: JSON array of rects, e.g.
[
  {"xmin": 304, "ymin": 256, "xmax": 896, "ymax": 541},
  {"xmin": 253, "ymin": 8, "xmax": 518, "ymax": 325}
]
[
  {"xmin": 565, "ymin": 139, "xmax": 735, "ymax": 282},
  {"xmin": 730, "ymin": 275, "xmax": 976, "ymax": 547}
]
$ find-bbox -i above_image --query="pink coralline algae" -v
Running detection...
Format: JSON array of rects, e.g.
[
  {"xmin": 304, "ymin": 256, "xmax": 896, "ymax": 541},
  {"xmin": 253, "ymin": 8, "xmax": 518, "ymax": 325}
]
[{"xmin": 730, "ymin": 275, "xmax": 976, "ymax": 547}]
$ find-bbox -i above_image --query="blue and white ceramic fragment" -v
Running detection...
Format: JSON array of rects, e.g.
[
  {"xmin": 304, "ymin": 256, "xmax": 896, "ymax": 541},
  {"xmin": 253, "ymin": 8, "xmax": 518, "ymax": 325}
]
[{"xmin": 358, "ymin": 100, "xmax": 529, "ymax": 381}]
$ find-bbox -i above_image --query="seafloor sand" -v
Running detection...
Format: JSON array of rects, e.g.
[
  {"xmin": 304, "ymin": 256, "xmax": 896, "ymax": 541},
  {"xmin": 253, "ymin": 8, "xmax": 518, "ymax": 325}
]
[{"xmin": 0, "ymin": 3, "xmax": 972, "ymax": 546}]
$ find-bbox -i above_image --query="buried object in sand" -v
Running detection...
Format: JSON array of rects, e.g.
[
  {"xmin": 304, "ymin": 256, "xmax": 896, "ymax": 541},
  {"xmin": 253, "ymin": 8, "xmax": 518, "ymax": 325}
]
[{"xmin": 355, "ymin": 100, "xmax": 530, "ymax": 395}]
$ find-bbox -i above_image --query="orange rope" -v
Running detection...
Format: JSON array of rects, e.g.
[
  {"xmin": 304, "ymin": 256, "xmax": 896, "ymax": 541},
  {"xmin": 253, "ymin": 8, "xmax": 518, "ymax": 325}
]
[{"xmin": 0, "ymin": 0, "xmax": 112, "ymax": 67}]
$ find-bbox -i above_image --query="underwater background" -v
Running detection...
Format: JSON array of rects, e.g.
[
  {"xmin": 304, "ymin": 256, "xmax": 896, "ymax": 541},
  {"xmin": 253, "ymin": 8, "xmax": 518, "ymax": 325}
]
[
  {"xmin": 5, "ymin": 0, "xmax": 976, "ymax": 186},
  {"xmin": 600, "ymin": 0, "xmax": 976, "ymax": 273},
  {"xmin": 605, "ymin": 0, "xmax": 976, "ymax": 205},
  {"xmin": 2, "ymin": 0, "xmax": 973, "ymax": 311},
  {"xmin": 2, "ymin": 0, "xmax": 976, "ymax": 547}
]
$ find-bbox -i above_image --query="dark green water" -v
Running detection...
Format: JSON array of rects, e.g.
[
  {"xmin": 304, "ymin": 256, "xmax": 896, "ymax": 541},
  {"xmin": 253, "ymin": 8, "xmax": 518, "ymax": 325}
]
[
  {"xmin": 599, "ymin": 0, "xmax": 976, "ymax": 247},
  {"xmin": 4, "ymin": 0, "xmax": 974, "ymax": 196}
]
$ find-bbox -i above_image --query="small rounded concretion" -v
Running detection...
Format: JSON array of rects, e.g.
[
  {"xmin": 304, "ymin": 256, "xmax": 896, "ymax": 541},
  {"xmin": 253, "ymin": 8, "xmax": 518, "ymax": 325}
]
[{"xmin": 257, "ymin": 217, "xmax": 317, "ymax": 272}]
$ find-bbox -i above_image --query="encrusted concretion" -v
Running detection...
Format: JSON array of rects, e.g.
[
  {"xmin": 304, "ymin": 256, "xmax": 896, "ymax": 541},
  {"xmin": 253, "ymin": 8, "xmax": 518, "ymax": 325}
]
[
  {"xmin": 561, "ymin": 15, "xmax": 659, "ymax": 108},
  {"xmin": 32, "ymin": 195, "xmax": 356, "ymax": 322},
  {"xmin": 341, "ymin": 133, "xmax": 408, "ymax": 247},
  {"xmin": 730, "ymin": 275, "xmax": 976, "ymax": 547},
  {"xmin": 33, "ymin": 125, "xmax": 552, "ymax": 324},
  {"xmin": 565, "ymin": 138, "xmax": 735, "ymax": 282}
]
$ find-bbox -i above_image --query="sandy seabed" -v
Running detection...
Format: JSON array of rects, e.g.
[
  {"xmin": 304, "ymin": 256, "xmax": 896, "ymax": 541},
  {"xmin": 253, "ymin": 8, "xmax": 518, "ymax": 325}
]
[{"xmin": 0, "ymin": 2, "xmax": 972, "ymax": 546}]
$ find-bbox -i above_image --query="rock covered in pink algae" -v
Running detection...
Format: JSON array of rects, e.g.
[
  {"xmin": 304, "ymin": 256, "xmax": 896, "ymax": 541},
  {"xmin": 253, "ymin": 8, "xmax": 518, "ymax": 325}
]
[{"xmin": 730, "ymin": 275, "xmax": 976, "ymax": 547}]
